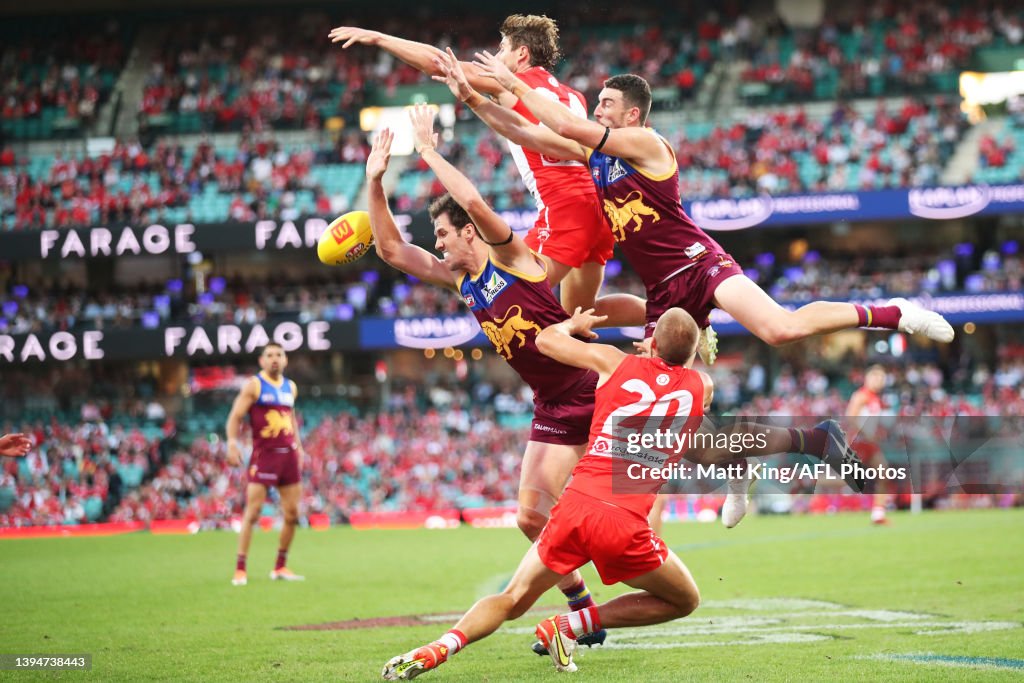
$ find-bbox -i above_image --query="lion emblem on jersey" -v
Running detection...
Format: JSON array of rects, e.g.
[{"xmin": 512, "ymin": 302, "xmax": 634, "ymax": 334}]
[
  {"xmin": 603, "ymin": 190, "xmax": 661, "ymax": 241},
  {"xmin": 260, "ymin": 409, "xmax": 294, "ymax": 439},
  {"xmin": 480, "ymin": 304, "xmax": 541, "ymax": 360}
]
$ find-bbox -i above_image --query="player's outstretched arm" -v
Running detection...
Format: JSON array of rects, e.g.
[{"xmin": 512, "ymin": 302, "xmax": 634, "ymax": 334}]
[
  {"xmin": 474, "ymin": 50, "xmax": 666, "ymax": 164},
  {"xmin": 226, "ymin": 378, "xmax": 259, "ymax": 467},
  {"xmin": 432, "ymin": 48, "xmax": 585, "ymax": 161},
  {"xmin": 365, "ymin": 128, "xmax": 454, "ymax": 290},
  {"xmin": 408, "ymin": 105, "xmax": 534, "ymax": 269},
  {"xmin": 328, "ymin": 26, "xmax": 507, "ymax": 97},
  {"xmin": 536, "ymin": 307, "xmax": 626, "ymax": 384},
  {"xmin": 0, "ymin": 433, "xmax": 32, "ymax": 457}
]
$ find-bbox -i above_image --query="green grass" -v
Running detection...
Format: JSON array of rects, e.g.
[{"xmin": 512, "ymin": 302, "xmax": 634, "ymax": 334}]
[{"xmin": 2, "ymin": 509, "xmax": 1023, "ymax": 681}]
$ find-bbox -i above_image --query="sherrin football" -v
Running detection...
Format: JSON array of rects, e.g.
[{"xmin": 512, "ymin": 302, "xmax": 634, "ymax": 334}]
[{"xmin": 317, "ymin": 210, "xmax": 375, "ymax": 265}]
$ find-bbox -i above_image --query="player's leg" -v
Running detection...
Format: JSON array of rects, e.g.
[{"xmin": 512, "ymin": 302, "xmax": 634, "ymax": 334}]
[
  {"xmin": 599, "ymin": 550, "xmax": 701, "ymax": 626},
  {"xmin": 713, "ymin": 274, "xmax": 953, "ymax": 345},
  {"xmin": 518, "ymin": 440, "xmax": 596, "ymax": 603},
  {"xmin": 270, "ymin": 482, "xmax": 304, "ymax": 580},
  {"xmin": 519, "ymin": 441, "xmax": 599, "ymax": 597},
  {"xmin": 532, "ymin": 549, "xmax": 700, "ymax": 672},
  {"xmin": 382, "ymin": 545, "xmax": 565, "ymax": 680},
  {"xmin": 233, "ymin": 482, "xmax": 267, "ymax": 585}
]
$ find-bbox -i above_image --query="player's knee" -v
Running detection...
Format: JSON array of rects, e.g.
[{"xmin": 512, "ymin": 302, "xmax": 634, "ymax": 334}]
[
  {"xmin": 243, "ymin": 505, "xmax": 261, "ymax": 524},
  {"xmin": 675, "ymin": 585, "xmax": 701, "ymax": 618},
  {"xmin": 516, "ymin": 508, "xmax": 548, "ymax": 541},
  {"xmin": 282, "ymin": 508, "xmax": 300, "ymax": 525}
]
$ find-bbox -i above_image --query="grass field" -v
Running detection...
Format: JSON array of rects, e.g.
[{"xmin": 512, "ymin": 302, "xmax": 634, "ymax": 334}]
[{"xmin": 3, "ymin": 509, "xmax": 1023, "ymax": 681}]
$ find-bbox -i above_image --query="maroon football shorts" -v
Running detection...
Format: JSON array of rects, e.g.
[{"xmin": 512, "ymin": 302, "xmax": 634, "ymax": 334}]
[
  {"xmin": 644, "ymin": 252, "xmax": 743, "ymax": 338},
  {"xmin": 248, "ymin": 446, "xmax": 300, "ymax": 488}
]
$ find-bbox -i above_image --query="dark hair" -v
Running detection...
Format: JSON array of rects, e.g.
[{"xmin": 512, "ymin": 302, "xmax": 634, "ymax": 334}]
[
  {"xmin": 653, "ymin": 308, "xmax": 699, "ymax": 366},
  {"xmin": 500, "ymin": 14, "xmax": 561, "ymax": 71},
  {"xmin": 260, "ymin": 342, "xmax": 284, "ymax": 356},
  {"xmin": 428, "ymin": 193, "xmax": 472, "ymax": 230},
  {"xmin": 604, "ymin": 74, "xmax": 653, "ymax": 124}
]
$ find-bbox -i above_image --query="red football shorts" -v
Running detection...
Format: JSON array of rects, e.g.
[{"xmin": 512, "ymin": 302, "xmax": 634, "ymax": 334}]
[
  {"xmin": 524, "ymin": 198, "xmax": 614, "ymax": 268},
  {"xmin": 248, "ymin": 446, "xmax": 300, "ymax": 488},
  {"xmin": 537, "ymin": 488, "xmax": 668, "ymax": 585}
]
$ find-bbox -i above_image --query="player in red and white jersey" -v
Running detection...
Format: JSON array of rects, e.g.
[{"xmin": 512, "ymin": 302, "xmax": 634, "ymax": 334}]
[
  {"xmin": 329, "ymin": 16, "xmax": 644, "ymax": 323},
  {"xmin": 848, "ymin": 365, "xmax": 891, "ymax": 525},
  {"xmin": 381, "ymin": 307, "xmax": 866, "ymax": 679},
  {"xmin": 450, "ymin": 56, "xmax": 956, "ymax": 363}
]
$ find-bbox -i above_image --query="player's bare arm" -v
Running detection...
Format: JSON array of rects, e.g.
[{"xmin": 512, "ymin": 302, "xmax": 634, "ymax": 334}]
[
  {"xmin": 432, "ymin": 48, "xmax": 585, "ymax": 161},
  {"xmin": 408, "ymin": 104, "xmax": 538, "ymax": 274},
  {"xmin": 225, "ymin": 377, "xmax": 259, "ymax": 467},
  {"xmin": 328, "ymin": 26, "xmax": 511, "ymax": 101},
  {"xmin": 536, "ymin": 307, "xmax": 626, "ymax": 384},
  {"xmin": 365, "ymin": 128, "xmax": 455, "ymax": 290},
  {"xmin": 697, "ymin": 370, "xmax": 715, "ymax": 411},
  {"xmin": 474, "ymin": 50, "xmax": 668, "ymax": 170},
  {"xmin": 0, "ymin": 432, "xmax": 32, "ymax": 457}
]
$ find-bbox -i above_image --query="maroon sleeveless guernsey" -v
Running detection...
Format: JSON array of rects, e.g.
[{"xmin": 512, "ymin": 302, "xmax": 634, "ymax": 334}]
[
  {"xmin": 249, "ymin": 373, "xmax": 296, "ymax": 452},
  {"xmin": 458, "ymin": 255, "xmax": 595, "ymax": 403},
  {"xmin": 588, "ymin": 132, "xmax": 729, "ymax": 291}
]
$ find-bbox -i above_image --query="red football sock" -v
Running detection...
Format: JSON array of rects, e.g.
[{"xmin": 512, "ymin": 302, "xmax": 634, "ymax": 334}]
[
  {"xmin": 437, "ymin": 629, "xmax": 467, "ymax": 657},
  {"xmin": 558, "ymin": 606, "xmax": 602, "ymax": 639},
  {"xmin": 854, "ymin": 304, "xmax": 902, "ymax": 330},
  {"xmin": 236, "ymin": 554, "xmax": 247, "ymax": 572},
  {"xmin": 274, "ymin": 549, "xmax": 287, "ymax": 571}
]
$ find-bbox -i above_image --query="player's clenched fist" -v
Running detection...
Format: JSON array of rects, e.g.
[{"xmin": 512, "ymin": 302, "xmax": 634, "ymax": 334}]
[{"xmin": 0, "ymin": 433, "xmax": 32, "ymax": 457}]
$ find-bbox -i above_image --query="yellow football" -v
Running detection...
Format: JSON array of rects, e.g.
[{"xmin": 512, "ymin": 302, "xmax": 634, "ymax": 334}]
[{"xmin": 317, "ymin": 210, "xmax": 375, "ymax": 265}]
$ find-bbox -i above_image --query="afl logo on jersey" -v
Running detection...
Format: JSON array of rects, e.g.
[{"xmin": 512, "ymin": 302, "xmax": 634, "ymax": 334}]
[
  {"xmin": 548, "ymin": 76, "xmax": 558, "ymax": 87},
  {"xmin": 656, "ymin": 374, "xmax": 670, "ymax": 386}
]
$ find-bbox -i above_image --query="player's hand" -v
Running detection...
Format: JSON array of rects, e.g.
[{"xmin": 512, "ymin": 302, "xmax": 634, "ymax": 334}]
[
  {"xmin": 226, "ymin": 442, "xmax": 242, "ymax": 467},
  {"xmin": 408, "ymin": 104, "xmax": 439, "ymax": 154},
  {"xmin": 328, "ymin": 26, "xmax": 382, "ymax": 48},
  {"xmin": 431, "ymin": 47, "xmax": 475, "ymax": 101},
  {"xmin": 473, "ymin": 50, "xmax": 518, "ymax": 92},
  {"xmin": 566, "ymin": 307, "xmax": 607, "ymax": 339},
  {"xmin": 633, "ymin": 337, "xmax": 653, "ymax": 357},
  {"xmin": 0, "ymin": 433, "xmax": 32, "ymax": 457},
  {"xmin": 366, "ymin": 128, "xmax": 394, "ymax": 180}
]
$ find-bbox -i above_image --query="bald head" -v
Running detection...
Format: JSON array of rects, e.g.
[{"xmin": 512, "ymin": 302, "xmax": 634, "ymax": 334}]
[{"xmin": 652, "ymin": 308, "xmax": 699, "ymax": 366}]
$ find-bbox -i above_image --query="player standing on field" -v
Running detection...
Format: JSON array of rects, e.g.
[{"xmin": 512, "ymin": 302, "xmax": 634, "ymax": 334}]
[
  {"xmin": 364, "ymin": 105, "xmax": 607, "ymax": 647},
  {"xmin": 848, "ymin": 365, "xmax": 892, "ymax": 525},
  {"xmin": 226, "ymin": 343, "xmax": 306, "ymax": 585},
  {"xmin": 329, "ymin": 15, "xmax": 645, "ymax": 325}
]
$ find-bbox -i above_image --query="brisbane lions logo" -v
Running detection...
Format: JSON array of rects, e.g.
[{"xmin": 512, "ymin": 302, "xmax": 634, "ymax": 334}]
[
  {"xmin": 603, "ymin": 190, "xmax": 661, "ymax": 242},
  {"xmin": 259, "ymin": 409, "xmax": 294, "ymax": 439},
  {"xmin": 480, "ymin": 304, "xmax": 541, "ymax": 360}
]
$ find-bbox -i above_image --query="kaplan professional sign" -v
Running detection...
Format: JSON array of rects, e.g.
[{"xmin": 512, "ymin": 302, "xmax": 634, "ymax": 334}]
[
  {"xmin": 0, "ymin": 320, "xmax": 358, "ymax": 364},
  {"xmin": 0, "ymin": 218, "xmax": 334, "ymax": 261},
  {"xmin": 686, "ymin": 183, "xmax": 1024, "ymax": 230}
]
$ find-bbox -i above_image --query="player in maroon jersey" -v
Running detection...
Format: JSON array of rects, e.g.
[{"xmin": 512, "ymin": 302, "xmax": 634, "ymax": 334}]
[
  {"xmin": 444, "ymin": 54, "xmax": 955, "ymax": 360},
  {"xmin": 225, "ymin": 343, "xmax": 306, "ymax": 585},
  {"xmin": 0, "ymin": 433, "xmax": 32, "ymax": 457},
  {"xmin": 381, "ymin": 307, "xmax": 865, "ymax": 679},
  {"xmin": 365, "ymin": 105, "xmax": 607, "ymax": 645},
  {"xmin": 329, "ymin": 15, "xmax": 644, "ymax": 325},
  {"xmin": 848, "ymin": 365, "xmax": 891, "ymax": 525}
]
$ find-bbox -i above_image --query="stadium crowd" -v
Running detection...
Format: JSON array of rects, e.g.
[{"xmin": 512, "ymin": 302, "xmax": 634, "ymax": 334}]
[
  {"xmin": 4, "ymin": 357, "xmax": 1022, "ymax": 528},
  {"xmin": 4, "ymin": 244, "xmax": 1019, "ymax": 334}
]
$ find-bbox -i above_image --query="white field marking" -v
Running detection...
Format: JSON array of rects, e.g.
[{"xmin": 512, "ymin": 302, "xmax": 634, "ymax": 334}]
[{"xmin": 499, "ymin": 598, "xmax": 1021, "ymax": 648}]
